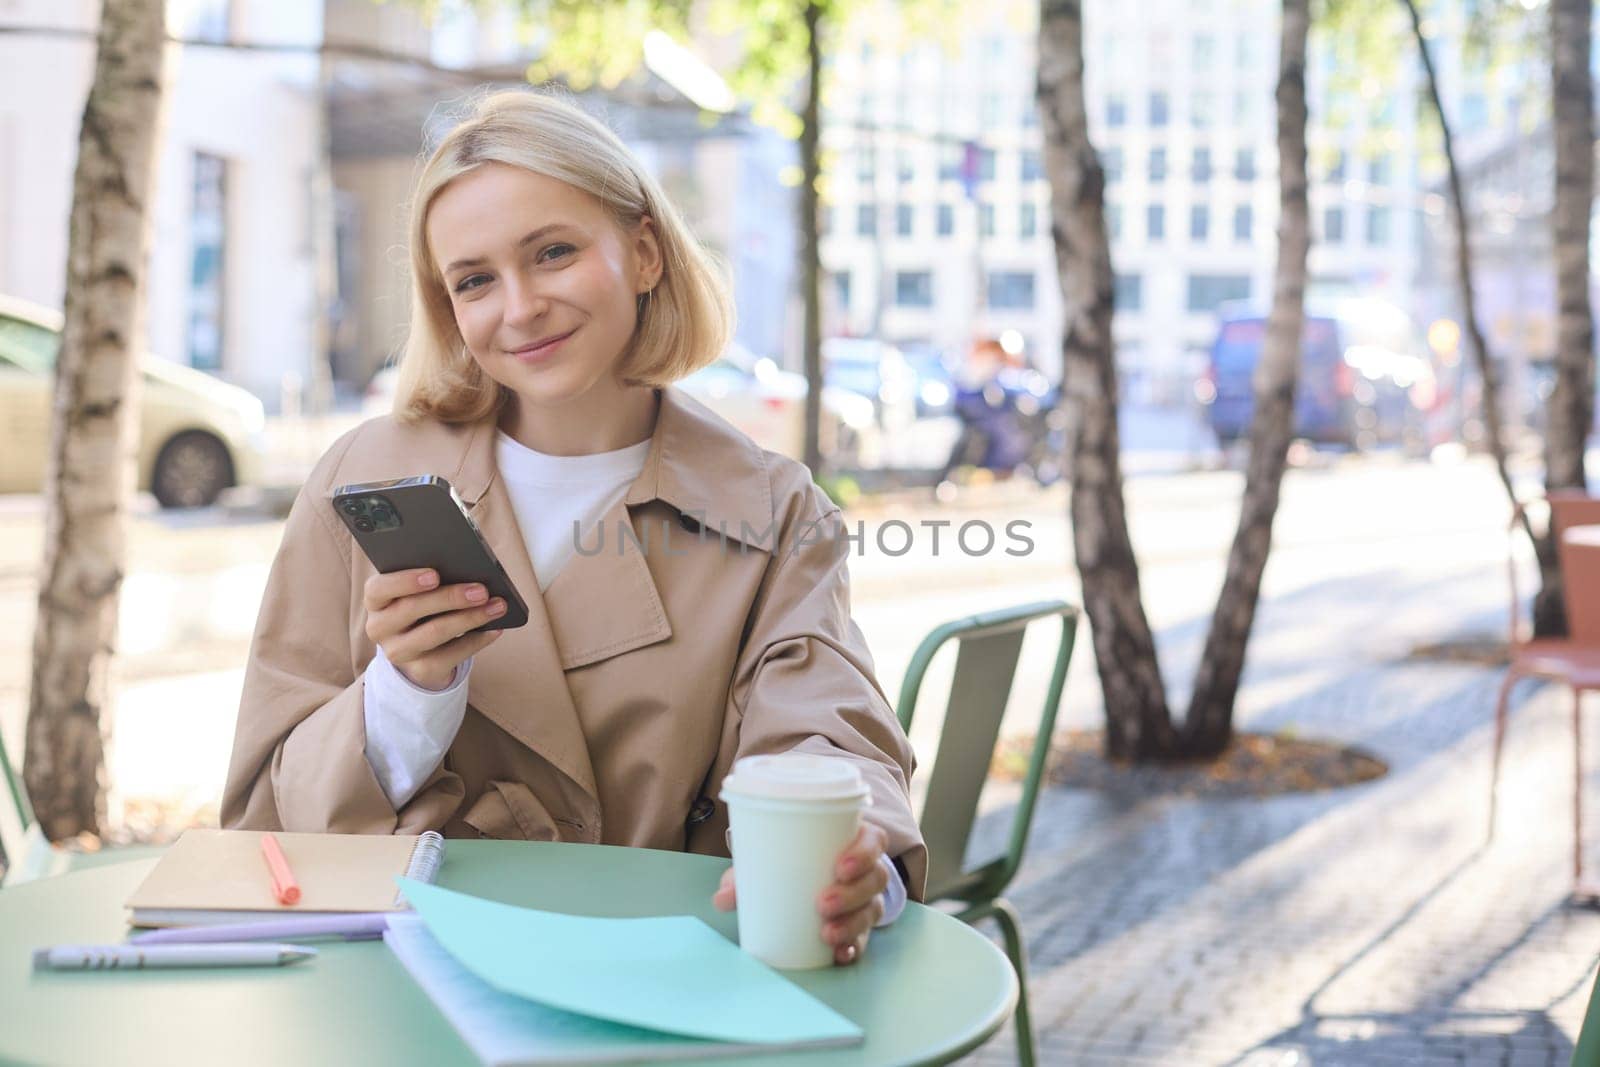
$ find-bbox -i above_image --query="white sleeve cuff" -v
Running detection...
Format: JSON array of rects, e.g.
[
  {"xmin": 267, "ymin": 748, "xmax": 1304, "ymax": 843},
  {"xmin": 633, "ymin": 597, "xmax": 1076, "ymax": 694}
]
[
  {"xmin": 875, "ymin": 853, "xmax": 908, "ymax": 927},
  {"xmin": 361, "ymin": 646, "xmax": 473, "ymax": 809}
]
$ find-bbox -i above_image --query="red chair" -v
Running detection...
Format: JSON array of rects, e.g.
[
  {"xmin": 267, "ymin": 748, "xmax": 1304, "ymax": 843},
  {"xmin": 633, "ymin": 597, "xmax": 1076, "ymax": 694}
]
[{"xmin": 1491, "ymin": 495, "xmax": 1600, "ymax": 896}]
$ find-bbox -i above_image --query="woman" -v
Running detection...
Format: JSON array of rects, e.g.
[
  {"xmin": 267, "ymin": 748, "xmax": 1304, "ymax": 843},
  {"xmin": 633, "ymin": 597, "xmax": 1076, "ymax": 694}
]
[{"xmin": 222, "ymin": 91, "xmax": 924, "ymax": 966}]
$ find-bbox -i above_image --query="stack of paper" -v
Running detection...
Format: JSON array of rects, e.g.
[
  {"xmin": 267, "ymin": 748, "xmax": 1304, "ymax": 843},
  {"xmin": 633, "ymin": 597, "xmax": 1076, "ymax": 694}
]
[{"xmin": 388, "ymin": 879, "xmax": 862, "ymax": 1066}]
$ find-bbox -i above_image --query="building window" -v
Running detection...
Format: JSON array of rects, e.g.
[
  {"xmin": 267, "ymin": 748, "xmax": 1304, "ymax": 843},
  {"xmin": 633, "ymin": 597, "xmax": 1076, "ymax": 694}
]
[
  {"xmin": 979, "ymin": 148, "xmax": 997, "ymax": 182},
  {"xmin": 895, "ymin": 203, "xmax": 914, "ymax": 237},
  {"xmin": 1186, "ymin": 273, "xmax": 1251, "ymax": 312},
  {"xmin": 897, "ymin": 151, "xmax": 915, "ymax": 184},
  {"xmin": 980, "ymin": 202, "xmax": 996, "ymax": 237},
  {"xmin": 1150, "ymin": 92, "xmax": 1169, "ymax": 127},
  {"xmin": 895, "ymin": 271, "xmax": 934, "ymax": 307},
  {"xmin": 1190, "ymin": 92, "xmax": 1214, "ymax": 129},
  {"xmin": 1233, "ymin": 204, "xmax": 1253, "ymax": 241},
  {"xmin": 1328, "ymin": 149, "xmax": 1346, "ymax": 182},
  {"xmin": 1235, "ymin": 148, "xmax": 1255, "ymax": 181},
  {"xmin": 188, "ymin": 152, "xmax": 227, "ymax": 371},
  {"xmin": 1107, "ymin": 94, "xmax": 1127, "ymax": 127},
  {"xmin": 1190, "ymin": 203, "xmax": 1210, "ymax": 241},
  {"xmin": 1147, "ymin": 203, "xmax": 1166, "ymax": 241},
  {"xmin": 857, "ymin": 150, "xmax": 876, "ymax": 184},
  {"xmin": 1149, "ymin": 147, "xmax": 1167, "ymax": 183},
  {"xmin": 1022, "ymin": 150, "xmax": 1043, "ymax": 182},
  {"xmin": 1366, "ymin": 206, "xmax": 1391, "ymax": 244},
  {"xmin": 1020, "ymin": 202, "xmax": 1037, "ymax": 239},
  {"xmin": 833, "ymin": 271, "xmax": 851, "ymax": 312},
  {"xmin": 1108, "ymin": 204, "xmax": 1123, "ymax": 240},
  {"xmin": 937, "ymin": 202, "xmax": 955, "ymax": 236},
  {"xmin": 181, "ymin": 0, "xmax": 230, "ymax": 43},
  {"xmin": 1368, "ymin": 153, "xmax": 1392, "ymax": 185},
  {"xmin": 1102, "ymin": 146, "xmax": 1123, "ymax": 182},
  {"xmin": 938, "ymin": 147, "xmax": 962, "ymax": 182},
  {"xmin": 980, "ymin": 93, "xmax": 1003, "ymax": 129},
  {"xmin": 987, "ymin": 271, "xmax": 1036, "ymax": 310},
  {"xmin": 1323, "ymin": 206, "xmax": 1344, "ymax": 243},
  {"xmin": 821, "ymin": 205, "xmax": 833, "ymax": 236},
  {"xmin": 1193, "ymin": 33, "xmax": 1214, "ymax": 69},
  {"xmin": 1193, "ymin": 147, "xmax": 1212, "ymax": 183},
  {"xmin": 1114, "ymin": 272, "xmax": 1143, "ymax": 311},
  {"xmin": 857, "ymin": 204, "xmax": 877, "ymax": 237}
]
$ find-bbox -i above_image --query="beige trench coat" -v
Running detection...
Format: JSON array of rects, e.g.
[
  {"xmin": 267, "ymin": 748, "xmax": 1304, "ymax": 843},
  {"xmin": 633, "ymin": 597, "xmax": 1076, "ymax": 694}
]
[{"xmin": 221, "ymin": 387, "xmax": 927, "ymax": 897}]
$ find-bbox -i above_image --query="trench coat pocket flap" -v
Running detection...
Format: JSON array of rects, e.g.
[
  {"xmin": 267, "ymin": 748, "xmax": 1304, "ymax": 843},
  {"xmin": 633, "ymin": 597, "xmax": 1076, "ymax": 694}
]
[{"xmin": 460, "ymin": 781, "xmax": 563, "ymax": 842}]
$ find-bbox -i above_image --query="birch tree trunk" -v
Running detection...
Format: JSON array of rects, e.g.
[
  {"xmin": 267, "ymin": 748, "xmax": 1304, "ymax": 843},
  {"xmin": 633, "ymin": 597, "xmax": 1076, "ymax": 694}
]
[
  {"xmin": 1183, "ymin": 0, "xmax": 1310, "ymax": 755},
  {"xmin": 799, "ymin": 0, "xmax": 825, "ymax": 474},
  {"xmin": 1400, "ymin": 0, "xmax": 1536, "ymax": 557},
  {"xmin": 1037, "ymin": 0, "xmax": 1176, "ymax": 760},
  {"xmin": 24, "ymin": 0, "xmax": 168, "ymax": 840},
  {"xmin": 1539, "ymin": 0, "xmax": 1597, "ymax": 635}
]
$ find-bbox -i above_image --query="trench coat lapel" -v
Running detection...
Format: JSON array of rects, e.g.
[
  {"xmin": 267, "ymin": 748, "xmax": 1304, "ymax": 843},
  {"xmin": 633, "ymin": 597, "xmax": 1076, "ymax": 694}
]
[
  {"xmin": 541, "ymin": 495, "xmax": 673, "ymax": 672},
  {"xmin": 448, "ymin": 423, "xmax": 598, "ymax": 802}
]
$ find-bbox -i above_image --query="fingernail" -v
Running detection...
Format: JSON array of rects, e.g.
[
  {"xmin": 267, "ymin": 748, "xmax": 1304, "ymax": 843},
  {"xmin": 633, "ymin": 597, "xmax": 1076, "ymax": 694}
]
[
  {"xmin": 465, "ymin": 585, "xmax": 487, "ymax": 603},
  {"xmin": 821, "ymin": 893, "xmax": 839, "ymax": 912},
  {"xmin": 841, "ymin": 860, "xmax": 858, "ymax": 878},
  {"xmin": 487, "ymin": 599, "xmax": 506, "ymax": 616},
  {"xmin": 841, "ymin": 944, "xmax": 858, "ymax": 963},
  {"xmin": 418, "ymin": 571, "xmax": 438, "ymax": 588}
]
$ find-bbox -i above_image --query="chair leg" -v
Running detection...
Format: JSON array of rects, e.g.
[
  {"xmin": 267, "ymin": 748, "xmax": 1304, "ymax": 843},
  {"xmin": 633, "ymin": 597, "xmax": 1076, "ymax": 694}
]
[
  {"xmin": 988, "ymin": 898, "xmax": 1037, "ymax": 1067},
  {"xmin": 1490, "ymin": 670, "xmax": 1518, "ymax": 842}
]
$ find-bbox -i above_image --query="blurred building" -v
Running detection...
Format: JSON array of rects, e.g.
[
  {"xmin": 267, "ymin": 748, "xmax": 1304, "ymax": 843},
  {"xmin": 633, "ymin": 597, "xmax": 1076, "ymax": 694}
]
[
  {"xmin": 819, "ymin": 0, "xmax": 1426, "ymax": 404},
  {"xmin": 0, "ymin": 0, "xmax": 791, "ymax": 412},
  {"xmin": 0, "ymin": 0, "xmax": 326, "ymax": 409}
]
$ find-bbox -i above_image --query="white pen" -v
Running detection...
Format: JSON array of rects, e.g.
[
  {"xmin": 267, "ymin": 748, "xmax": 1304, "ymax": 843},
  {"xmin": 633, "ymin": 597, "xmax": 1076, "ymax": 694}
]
[
  {"xmin": 130, "ymin": 913, "xmax": 391, "ymax": 945},
  {"xmin": 32, "ymin": 943, "xmax": 316, "ymax": 971}
]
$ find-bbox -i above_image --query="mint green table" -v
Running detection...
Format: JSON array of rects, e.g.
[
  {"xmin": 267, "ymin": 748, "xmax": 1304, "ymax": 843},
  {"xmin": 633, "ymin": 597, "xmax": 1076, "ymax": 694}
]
[{"xmin": 0, "ymin": 839, "xmax": 1016, "ymax": 1066}]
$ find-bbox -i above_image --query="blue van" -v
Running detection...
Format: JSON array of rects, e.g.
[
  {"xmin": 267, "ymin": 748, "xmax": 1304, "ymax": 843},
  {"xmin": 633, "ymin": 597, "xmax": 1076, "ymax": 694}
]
[{"xmin": 1204, "ymin": 301, "xmax": 1425, "ymax": 449}]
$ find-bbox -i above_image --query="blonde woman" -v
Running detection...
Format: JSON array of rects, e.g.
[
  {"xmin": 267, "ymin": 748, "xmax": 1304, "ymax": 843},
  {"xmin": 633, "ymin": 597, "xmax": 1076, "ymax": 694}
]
[{"xmin": 222, "ymin": 91, "xmax": 923, "ymax": 965}]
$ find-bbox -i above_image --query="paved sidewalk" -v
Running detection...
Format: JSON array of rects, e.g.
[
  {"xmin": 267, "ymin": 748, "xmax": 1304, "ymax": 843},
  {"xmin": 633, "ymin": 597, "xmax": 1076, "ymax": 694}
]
[{"xmin": 957, "ymin": 556, "xmax": 1600, "ymax": 1065}]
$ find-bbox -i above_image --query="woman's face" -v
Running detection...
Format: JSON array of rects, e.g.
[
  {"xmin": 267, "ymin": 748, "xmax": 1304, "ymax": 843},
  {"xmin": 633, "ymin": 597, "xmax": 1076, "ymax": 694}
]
[{"xmin": 428, "ymin": 162, "xmax": 661, "ymax": 411}]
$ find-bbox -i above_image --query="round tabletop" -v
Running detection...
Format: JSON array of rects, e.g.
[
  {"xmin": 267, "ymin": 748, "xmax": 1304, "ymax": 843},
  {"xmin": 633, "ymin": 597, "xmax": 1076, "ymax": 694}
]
[{"xmin": 0, "ymin": 839, "xmax": 1016, "ymax": 1067}]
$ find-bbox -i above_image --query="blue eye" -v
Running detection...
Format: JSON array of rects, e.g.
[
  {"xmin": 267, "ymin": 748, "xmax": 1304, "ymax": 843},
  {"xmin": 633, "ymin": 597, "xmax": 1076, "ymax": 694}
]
[
  {"xmin": 453, "ymin": 273, "xmax": 490, "ymax": 293},
  {"xmin": 539, "ymin": 243, "xmax": 576, "ymax": 263}
]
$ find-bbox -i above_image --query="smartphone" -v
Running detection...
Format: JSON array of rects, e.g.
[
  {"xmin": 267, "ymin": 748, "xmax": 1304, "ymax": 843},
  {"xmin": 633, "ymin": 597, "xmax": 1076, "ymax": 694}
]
[{"xmin": 331, "ymin": 475, "xmax": 529, "ymax": 631}]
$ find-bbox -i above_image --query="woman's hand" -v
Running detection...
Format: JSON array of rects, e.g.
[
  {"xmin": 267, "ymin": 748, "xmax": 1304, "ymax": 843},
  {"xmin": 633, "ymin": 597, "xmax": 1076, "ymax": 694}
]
[
  {"xmin": 712, "ymin": 823, "xmax": 891, "ymax": 966},
  {"xmin": 363, "ymin": 568, "xmax": 505, "ymax": 691}
]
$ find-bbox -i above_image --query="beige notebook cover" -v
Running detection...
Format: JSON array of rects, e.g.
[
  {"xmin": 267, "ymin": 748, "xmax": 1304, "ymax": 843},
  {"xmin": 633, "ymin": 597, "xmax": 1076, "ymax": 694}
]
[{"xmin": 126, "ymin": 829, "xmax": 443, "ymax": 926}]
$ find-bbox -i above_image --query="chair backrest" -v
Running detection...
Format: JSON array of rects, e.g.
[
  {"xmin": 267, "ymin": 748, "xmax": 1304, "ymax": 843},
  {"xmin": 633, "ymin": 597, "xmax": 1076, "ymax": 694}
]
[
  {"xmin": 896, "ymin": 600, "xmax": 1078, "ymax": 905},
  {"xmin": 0, "ymin": 728, "xmax": 33, "ymax": 879},
  {"xmin": 1561, "ymin": 526, "xmax": 1600, "ymax": 649}
]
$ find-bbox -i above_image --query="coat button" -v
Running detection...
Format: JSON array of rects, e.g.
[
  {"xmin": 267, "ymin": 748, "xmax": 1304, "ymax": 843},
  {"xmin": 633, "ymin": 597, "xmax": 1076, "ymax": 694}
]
[{"xmin": 687, "ymin": 796, "xmax": 716, "ymax": 825}]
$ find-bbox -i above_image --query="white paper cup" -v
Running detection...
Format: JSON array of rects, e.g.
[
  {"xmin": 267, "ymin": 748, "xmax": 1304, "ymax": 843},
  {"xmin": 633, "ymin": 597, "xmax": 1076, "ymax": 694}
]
[{"xmin": 720, "ymin": 754, "xmax": 871, "ymax": 970}]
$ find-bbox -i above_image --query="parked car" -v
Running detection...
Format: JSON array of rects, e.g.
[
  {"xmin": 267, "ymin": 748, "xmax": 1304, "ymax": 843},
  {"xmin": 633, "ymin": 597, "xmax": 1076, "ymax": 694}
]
[
  {"xmin": 896, "ymin": 342, "xmax": 958, "ymax": 417},
  {"xmin": 0, "ymin": 296, "xmax": 264, "ymax": 508},
  {"xmin": 363, "ymin": 346, "xmax": 881, "ymax": 467},
  {"xmin": 1203, "ymin": 298, "xmax": 1428, "ymax": 450},
  {"xmin": 678, "ymin": 346, "xmax": 878, "ymax": 465},
  {"xmin": 823, "ymin": 337, "xmax": 919, "ymax": 431}
]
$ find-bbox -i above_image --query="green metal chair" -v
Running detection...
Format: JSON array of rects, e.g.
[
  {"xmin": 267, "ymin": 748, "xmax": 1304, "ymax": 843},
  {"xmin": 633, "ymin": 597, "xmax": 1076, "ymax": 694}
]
[{"xmin": 896, "ymin": 599, "xmax": 1079, "ymax": 1067}]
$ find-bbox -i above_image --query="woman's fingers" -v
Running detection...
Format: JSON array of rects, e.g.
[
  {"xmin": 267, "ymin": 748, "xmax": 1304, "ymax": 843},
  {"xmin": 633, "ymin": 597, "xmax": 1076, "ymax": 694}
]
[
  {"xmin": 712, "ymin": 866, "xmax": 737, "ymax": 911},
  {"xmin": 362, "ymin": 568, "xmax": 439, "ymax": 613},
  {"xmin": 366, "ymin": 582, "xmax": 492, "ymax": 642},
  {"xmin": 832, "ymin": 823, "xmax": 889, "ymax": 883},
  {"xmin": 383, "ymin": 599, "xmax": 506, "ymax": 662},
  {"xmin": 826, "ymin": 897, "xmax": 881, "ymax": 966},
  {"xmin": 401, "ymin": 627, "xmax": 502, "ymax": 685}
]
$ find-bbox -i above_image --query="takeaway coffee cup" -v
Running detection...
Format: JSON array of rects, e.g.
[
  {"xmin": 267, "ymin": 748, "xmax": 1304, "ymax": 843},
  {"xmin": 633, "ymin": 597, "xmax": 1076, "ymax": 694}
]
[{"xmin": 720, "ymin": 753, "xmax": 872, "ymax": 970}]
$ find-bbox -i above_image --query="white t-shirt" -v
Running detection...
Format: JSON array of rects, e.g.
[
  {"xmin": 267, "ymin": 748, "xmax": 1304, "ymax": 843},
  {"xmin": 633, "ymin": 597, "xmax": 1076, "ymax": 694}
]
[{"xmin": 357, "ymin": 434, "xmax": 906, "ymax": 923}]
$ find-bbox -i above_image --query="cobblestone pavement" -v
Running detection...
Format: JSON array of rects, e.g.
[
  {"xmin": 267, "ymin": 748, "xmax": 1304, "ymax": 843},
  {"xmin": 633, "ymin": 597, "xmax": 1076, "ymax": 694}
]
[{"xmin": 958, "ymin": 554, "xmax": 1600, "ymax": 1066}]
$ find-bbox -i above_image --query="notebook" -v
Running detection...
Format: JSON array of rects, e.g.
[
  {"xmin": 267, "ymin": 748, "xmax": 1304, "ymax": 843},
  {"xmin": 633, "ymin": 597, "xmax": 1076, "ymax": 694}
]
[
  {"xmin": 125, "ymin": 829, "xmax": 445, "ymax": 927},
  {"xmin": 386, "ymin": 882, "xmax": 862, "ymax": 1065}
]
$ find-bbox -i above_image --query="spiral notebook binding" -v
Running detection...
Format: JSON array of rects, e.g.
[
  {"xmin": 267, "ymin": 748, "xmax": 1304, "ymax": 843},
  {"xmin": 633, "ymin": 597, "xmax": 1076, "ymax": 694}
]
[{"xmin": 395, "ymin": 830, "xmax": 447, "ymax": 906}]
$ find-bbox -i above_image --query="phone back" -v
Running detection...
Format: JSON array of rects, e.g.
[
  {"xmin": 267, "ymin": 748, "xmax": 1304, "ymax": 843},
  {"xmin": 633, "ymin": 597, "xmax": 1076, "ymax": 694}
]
[{"xmin": 332, "ymin": 477, "xmax": 528, "ymax": 630}]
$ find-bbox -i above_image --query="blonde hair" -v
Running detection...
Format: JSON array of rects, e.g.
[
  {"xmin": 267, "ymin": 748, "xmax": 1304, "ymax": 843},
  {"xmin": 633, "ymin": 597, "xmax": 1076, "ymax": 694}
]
[{"xmin": 394, "ymin": 89, "xmax": 734, "ymax": 423}]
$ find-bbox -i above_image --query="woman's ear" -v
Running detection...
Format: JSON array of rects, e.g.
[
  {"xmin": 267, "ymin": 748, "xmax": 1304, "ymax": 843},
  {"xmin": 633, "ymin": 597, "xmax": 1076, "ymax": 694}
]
[{"xmin": 633, "ymin": 216, "xmax": 663, "ymax": 292}]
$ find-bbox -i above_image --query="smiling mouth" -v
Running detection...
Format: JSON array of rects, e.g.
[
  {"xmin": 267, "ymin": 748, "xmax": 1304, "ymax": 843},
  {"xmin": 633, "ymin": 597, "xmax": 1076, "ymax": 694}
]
[{"xmin": 508, "ymin": 329, "xmax": 576, "ymax": 358}]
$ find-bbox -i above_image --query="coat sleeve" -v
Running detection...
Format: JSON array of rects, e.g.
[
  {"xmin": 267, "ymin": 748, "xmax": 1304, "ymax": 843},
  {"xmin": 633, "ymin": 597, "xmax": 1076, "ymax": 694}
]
[
  {"xmin": 725, "ymin": 488, "xmax": 928, "ymax": 900},
  {"xmin": 220, "ymin": 439, "xmax": 466, "ymax": 834}
]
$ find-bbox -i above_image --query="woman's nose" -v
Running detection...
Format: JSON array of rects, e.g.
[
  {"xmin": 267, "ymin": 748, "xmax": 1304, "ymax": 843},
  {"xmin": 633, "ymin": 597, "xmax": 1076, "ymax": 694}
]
[{"xmin": 502, "ymin": 277, "xmax": 550, "ymax": 326}]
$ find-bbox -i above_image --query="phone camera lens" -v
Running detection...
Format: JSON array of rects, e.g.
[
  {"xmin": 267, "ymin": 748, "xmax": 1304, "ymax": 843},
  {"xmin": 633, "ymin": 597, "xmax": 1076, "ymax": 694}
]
[
  {"xmin": 341, "ymin": 501, "xmax": 362, "ymax": 516},
  {"xmin": 370, "ymin": 505, "xmax": 393, "ymax": 523},
  {"xmin": 354, "ymin": 517, "xmax": 375, "ymax": 533}
]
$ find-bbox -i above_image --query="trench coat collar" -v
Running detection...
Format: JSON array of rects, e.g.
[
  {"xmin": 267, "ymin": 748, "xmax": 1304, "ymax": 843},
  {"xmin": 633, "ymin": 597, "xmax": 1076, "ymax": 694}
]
[
  {"xmin": 448, "ymin": 386, "xmax": 775, "ymax": 548},
  {"xmin": 436, "ymin": 387, "xmax": 778, "ymax": 807}
]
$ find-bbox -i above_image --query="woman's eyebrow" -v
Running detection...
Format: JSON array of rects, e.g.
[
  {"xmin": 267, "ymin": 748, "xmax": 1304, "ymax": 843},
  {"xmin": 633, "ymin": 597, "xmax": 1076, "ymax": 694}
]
[{"xmin": 444, "ymin": 224, "xmax": 575, "ymax": 273}]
